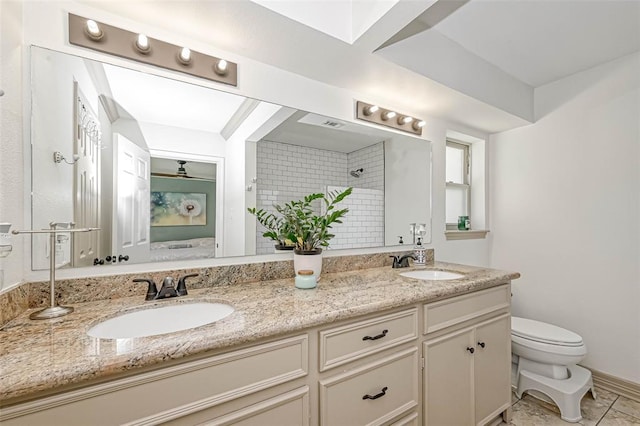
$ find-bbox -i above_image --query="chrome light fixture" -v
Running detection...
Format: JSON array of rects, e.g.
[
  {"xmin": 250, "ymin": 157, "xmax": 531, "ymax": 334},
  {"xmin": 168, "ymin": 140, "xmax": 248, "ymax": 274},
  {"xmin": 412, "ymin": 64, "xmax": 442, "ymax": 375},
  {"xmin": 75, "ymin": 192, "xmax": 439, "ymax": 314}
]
[
  {"xmin": 356, "ymin": 101, "xmax": 424, "ymax": 136},
  {"xmin": 68, "ymin": 13, "xmax": 237, "ymax": 87}
]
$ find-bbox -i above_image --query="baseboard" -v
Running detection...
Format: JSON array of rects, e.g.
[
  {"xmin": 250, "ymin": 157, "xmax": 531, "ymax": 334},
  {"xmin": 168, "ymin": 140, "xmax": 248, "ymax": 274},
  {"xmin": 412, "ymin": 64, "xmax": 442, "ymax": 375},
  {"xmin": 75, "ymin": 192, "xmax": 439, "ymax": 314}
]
[{"xmin": 588, "ymin": 368, "xmax": 640, "ymax": 402}]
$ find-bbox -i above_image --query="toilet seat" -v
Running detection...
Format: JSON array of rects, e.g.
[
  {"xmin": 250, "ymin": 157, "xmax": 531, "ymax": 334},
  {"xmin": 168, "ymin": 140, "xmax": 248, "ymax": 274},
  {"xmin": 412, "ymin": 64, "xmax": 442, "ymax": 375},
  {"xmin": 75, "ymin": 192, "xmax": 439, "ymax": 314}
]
[{"xmin": 512, "ymin": 317, "xmax": 583, "ymax": 347}]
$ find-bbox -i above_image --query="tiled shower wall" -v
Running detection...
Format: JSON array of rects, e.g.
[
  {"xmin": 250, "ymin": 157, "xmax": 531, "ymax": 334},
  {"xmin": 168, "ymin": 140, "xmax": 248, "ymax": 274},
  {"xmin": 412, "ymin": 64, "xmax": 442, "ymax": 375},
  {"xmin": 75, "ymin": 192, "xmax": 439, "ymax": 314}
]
[
  {"xmin": 347, "ymin": 143, "xmax": 385, "ymax": 191},
  {"xmin": 324, "ymin": 185, "xmax": 384, "ymax": 250},
  {"xmin": 255, "ymin": 141, "xmax": 385, "ymax": 254}
]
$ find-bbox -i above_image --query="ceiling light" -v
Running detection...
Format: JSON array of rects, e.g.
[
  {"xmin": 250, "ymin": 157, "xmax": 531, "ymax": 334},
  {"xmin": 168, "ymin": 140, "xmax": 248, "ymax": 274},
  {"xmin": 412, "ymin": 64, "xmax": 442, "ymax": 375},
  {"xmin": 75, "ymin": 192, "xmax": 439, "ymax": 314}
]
[
  {"xmin": 214, "ymin": 59, "xmax": 228, "ymax": 75},
  {"xmin": 412, "ymin": 120, "xmax": 426, "ymax": 131},
  {"xmin": 135, "ymin": 34, "xmax": 150, "ymax": 53},
  {"xmin": 178, "ymin": 47, "xmax": 192, "ymax": 65},
  {"xmin": 398, "ymin": 116, "xmax": 413, "ymax": 125},
  {"xmin": 363, "ymin": 105, "xmax": 379, "ymax": 116},
  {"xmin": 381, "ymin": 111, "xmax": 396, "ymax": 121},
  {"xmin": 85, "ymin": 19, "xmax": 103, "ymax": 40}
]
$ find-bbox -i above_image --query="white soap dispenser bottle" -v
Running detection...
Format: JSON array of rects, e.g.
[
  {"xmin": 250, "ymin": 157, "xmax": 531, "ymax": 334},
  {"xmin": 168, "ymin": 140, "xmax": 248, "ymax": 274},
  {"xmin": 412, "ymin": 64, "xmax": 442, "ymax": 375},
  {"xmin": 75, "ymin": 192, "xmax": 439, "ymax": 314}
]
[{"xmin": 414, "ymin": 237, "xmax": 426, "ymax": 266}]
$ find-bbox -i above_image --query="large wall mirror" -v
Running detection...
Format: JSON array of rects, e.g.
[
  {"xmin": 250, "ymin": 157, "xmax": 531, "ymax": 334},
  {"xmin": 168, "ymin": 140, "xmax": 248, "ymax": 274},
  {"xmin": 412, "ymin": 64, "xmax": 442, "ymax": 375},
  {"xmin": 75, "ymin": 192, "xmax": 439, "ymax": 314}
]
[{"xmin": 29, "ymin": 46, "xmax": 432, "ymax": 270}]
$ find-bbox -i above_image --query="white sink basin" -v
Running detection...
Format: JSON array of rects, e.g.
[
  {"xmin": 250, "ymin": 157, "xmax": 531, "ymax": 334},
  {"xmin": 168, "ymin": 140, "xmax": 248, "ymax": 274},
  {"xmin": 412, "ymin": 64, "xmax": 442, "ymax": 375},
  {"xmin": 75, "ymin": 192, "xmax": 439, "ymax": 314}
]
[
  {"xmin": 400, "ymin": 270, "xmax": 464, "ymax": 281},
  {"xmin": 87, "ymin": 302, "xmax": 234, "ymax": 339}
]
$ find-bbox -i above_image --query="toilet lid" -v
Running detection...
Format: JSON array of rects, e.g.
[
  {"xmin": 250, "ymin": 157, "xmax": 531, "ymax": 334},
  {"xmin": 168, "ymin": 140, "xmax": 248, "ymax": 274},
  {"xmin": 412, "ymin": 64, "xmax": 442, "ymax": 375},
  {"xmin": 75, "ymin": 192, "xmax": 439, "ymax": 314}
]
[{"xmin": 511, "ymin": 317, "xmax": 584, "ymax": 347}]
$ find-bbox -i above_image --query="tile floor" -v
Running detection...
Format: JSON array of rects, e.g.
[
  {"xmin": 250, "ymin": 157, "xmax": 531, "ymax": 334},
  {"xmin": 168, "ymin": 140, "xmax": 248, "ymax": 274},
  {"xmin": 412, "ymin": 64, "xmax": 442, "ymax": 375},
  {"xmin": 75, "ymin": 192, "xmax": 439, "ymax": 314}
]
[{"xmin": 507, "ymin": 387, "xmax": 640, "ymax": 425}]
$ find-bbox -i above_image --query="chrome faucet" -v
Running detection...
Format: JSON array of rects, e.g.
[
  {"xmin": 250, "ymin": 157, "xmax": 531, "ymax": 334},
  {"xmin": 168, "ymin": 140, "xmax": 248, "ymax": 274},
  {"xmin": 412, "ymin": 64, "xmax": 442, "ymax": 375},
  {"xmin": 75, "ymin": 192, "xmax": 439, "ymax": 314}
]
[
  {"xmin": 134, "ymin": 274, "xmax": 199, "ymax": 301},
  {"xmin": 390, "ymin": 253, "xmax": 417, "ymax": 268}
]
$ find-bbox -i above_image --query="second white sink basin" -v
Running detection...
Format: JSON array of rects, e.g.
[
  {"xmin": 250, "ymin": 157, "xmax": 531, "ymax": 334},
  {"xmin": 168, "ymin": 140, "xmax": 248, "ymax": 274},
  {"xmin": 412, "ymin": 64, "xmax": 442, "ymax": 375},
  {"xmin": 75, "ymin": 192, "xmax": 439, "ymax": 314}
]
[
  {"xmin": 87, "ymin": 302, "xmax": 234, "ymax": 339},
  {"xmin": 400, "ymin": 270, "xmax": 464, "ymax": 281}
]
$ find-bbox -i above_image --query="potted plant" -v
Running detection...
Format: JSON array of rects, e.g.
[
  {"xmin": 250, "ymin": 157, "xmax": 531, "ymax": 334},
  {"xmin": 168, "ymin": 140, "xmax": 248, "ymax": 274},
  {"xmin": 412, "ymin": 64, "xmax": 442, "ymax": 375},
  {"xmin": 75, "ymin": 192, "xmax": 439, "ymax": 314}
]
[
  {"xmin": 247, "ymin": 207, "xmax": 295, "ymax": 252},
  {"xmin": 276, "ymin": 187, "xmax": 353, "ymax": 277}
]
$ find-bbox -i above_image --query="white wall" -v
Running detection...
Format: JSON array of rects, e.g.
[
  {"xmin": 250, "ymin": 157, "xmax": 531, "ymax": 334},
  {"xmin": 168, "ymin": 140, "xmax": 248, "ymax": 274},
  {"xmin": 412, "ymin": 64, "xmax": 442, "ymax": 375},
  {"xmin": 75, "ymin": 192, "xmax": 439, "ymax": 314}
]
[
  {"xmin": 0, "ymin": 0, "xmax": 24, "ymax": 288},
  {"xmin": 490, "ymin": 53, "xmax": 640, "ymax": 383},
  {"xmin": 224, "ymin": 103, "xmax": 282, "ymax": 257}
]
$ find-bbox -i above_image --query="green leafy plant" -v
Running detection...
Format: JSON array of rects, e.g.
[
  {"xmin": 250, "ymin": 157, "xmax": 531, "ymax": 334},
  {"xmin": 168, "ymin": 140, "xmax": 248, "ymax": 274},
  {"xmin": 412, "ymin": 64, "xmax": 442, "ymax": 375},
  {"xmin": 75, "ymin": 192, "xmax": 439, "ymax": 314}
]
[
  {"xmin": 276, "ymin": 187, "xmax": 353, "ymax": 253},
  {"xmin": 246, "ymin": 207, "xmax": 294, "ymax": 248}
]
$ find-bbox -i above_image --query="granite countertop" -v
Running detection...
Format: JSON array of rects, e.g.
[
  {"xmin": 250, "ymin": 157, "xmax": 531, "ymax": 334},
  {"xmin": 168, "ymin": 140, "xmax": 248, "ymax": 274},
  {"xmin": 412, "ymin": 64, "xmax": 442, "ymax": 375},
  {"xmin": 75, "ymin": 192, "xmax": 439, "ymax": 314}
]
[{"xmin": 0, "ymin": 262, "xmax": 519, "ymax": 405}]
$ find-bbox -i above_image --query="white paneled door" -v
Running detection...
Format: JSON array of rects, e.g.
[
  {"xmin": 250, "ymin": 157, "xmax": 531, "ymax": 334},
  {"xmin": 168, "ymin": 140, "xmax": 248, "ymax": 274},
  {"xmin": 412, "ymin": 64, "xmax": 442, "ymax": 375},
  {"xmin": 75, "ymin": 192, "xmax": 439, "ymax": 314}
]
[{"xmin": 114, "ymin": 134, "xmax": 150, "ymax": 264}]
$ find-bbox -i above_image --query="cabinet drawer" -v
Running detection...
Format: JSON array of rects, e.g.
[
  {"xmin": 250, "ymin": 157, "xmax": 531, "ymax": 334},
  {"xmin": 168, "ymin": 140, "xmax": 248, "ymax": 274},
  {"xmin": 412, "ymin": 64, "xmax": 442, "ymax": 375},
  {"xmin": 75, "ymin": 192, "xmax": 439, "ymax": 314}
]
[
  {"xmin": 319, "ymin": 348, "xmax": 419, "ymax": 426},
  {"xmin": 1, "ymin": 335, "xmax": 308, "ymax": 426},
  {"xmin": 177, "ymin": 386, "xmax": 309, "ymax": 426},
  {"xmin": 424, "ymin": 285, "xmax": 509, "ymax": 334},
  {"xmin": 319, "ymin": 308, "xmax": 418, "ymax": 371}
]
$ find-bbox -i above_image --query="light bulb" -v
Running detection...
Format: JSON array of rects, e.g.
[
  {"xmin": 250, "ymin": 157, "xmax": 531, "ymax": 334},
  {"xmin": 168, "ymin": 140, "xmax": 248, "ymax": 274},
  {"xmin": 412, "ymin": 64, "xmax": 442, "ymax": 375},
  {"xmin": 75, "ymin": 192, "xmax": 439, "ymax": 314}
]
[
  {"xmin": 412, "ymin": 120, "xmax": 426, "ymax": 131},
  {"xmin": 363, "ymin": 105, "xmax": 379, "ymax": 116},
  {"xmin": 85, "ymin": 20, "xmax": 103, "ymax": 40},
  {"xmin": 135, "ymin": 34, "xmax": 150, "ymax": 52},
  {"xmin": 214, "ymin": 59, "xmax": 228, "ymax": 75},
  {"xmin": 179, "ymin": 47, "xmax": 191, "ymax": 64},
  {"xmin": 381, "ymin": 111, "xmax": 396, "ymax": 121},
  {"xmin": 398, "ymin": 116, "xmax": 413, "ymax": 125}
]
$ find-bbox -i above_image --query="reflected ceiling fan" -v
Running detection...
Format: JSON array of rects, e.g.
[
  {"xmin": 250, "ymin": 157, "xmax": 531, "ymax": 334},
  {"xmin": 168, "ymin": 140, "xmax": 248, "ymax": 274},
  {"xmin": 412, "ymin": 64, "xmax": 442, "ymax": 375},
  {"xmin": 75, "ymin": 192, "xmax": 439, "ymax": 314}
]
[{"xmin": 151, "ymin": 160, "xmax": 213, "ymax": 181}]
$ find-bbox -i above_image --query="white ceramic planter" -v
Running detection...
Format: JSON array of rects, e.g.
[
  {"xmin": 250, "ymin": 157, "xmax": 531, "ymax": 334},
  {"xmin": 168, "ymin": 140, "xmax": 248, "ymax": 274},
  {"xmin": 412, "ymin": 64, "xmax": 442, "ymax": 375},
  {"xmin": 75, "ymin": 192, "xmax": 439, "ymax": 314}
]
[{"xmin": 293, "ymin": 249, "xmax": 323, "ymax": 280}]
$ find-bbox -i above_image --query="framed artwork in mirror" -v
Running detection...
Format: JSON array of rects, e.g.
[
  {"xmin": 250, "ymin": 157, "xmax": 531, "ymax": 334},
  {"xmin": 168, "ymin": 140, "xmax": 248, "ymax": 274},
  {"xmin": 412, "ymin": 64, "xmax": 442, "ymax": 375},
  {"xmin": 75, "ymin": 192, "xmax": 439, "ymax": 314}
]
[{"xmin": 151, "ymin": 192, "xmax": 207, "ymax": 226}]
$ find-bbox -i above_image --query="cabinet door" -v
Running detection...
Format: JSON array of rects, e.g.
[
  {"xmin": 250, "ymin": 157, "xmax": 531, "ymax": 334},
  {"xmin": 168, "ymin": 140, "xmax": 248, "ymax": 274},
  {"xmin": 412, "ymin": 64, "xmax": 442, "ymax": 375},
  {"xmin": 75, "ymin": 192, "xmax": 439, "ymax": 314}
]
[
  {"xmin": 424, "ymin": 329, "xmax": 474, "ymax": 425},
  {"xmin": 474, "ymin": 314, "xmax": 511, "ymax": 425}
]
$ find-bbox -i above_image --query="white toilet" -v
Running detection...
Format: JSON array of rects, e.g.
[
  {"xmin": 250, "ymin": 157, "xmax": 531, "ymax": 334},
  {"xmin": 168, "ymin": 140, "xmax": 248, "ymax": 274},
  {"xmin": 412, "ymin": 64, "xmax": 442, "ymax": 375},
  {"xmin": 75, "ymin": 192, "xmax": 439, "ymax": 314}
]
[{"xmin": 511, "ymin": 317, "xmax": 596, "ymax": 423}]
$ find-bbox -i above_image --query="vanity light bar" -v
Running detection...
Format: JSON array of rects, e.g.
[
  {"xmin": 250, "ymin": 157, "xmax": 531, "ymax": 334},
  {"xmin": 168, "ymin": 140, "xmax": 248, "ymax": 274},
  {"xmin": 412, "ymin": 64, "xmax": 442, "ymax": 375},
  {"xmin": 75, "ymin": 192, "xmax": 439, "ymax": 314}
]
[
  {"xmin": 356, "ymin": 101, "xmax": 424, "ymax": 136},
  {"xmin": 68, "ymin": 13, "xmax": 237, "ymax": 87}
]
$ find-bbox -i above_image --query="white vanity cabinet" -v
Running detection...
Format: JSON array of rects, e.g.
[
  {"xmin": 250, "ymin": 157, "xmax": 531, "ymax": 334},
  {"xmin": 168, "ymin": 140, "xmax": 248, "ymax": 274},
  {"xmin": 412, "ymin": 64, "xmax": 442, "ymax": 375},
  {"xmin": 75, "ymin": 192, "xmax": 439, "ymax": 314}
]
[
  {"xmin": 2, "ymin": 283, "xmax": 515, "ymax": 426},
  {"xmin": 0, "ymin": 335, "xmax": 309, "ymax": 426},
  {"xmin": 423, "ymin": 285, "xmax": 512, "ymax": 426},
  {"xmin": 318, "ymin": 308, "xmax": 420, "ymax": 425}
]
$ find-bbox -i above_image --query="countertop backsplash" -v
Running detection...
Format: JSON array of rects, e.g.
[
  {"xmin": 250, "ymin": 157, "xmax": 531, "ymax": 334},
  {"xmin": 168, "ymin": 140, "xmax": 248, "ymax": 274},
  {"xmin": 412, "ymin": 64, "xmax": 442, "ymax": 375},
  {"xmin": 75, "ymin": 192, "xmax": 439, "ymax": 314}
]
[{"xmin": 0, "ymin": 249, "xmax": 434, "ymax": 327}]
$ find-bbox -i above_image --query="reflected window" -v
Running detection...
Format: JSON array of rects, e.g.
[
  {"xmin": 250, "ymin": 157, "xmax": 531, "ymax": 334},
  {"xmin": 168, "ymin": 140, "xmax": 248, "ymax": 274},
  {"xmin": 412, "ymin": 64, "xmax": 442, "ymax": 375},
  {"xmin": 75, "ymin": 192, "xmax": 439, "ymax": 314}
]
[{"xmin": 445, "ymin": 140, "xmax": 470, "ymax": 227}]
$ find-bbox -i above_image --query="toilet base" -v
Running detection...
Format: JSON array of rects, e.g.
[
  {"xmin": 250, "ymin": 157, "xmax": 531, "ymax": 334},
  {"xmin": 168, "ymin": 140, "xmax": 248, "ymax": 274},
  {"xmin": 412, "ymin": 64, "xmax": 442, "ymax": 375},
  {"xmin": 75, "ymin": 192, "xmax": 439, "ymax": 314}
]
[{"xmin": 515, "ymin": 364, "xmax": 596, "ymax": 423}]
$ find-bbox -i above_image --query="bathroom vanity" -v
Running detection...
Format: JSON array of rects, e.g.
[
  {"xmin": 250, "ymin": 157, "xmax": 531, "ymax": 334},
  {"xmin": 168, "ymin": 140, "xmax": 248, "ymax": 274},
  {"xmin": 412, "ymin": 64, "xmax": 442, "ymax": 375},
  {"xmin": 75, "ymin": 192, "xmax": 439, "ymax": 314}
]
[{"xmin": 0, "ymin": 261, "xmax": 518, "ymax": 425}]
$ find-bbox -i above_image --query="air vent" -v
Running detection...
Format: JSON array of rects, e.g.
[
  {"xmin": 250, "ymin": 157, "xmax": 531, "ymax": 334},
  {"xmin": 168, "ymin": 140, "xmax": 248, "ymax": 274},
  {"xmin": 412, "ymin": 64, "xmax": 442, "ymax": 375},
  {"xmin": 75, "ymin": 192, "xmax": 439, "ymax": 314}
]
[
  {"xmin": 321, "ymin": 120, "xmax": 344, "ymax": 128},
  {"xmin": 298, "ymin": 113, "xmax": 346, "ymax": 129}
]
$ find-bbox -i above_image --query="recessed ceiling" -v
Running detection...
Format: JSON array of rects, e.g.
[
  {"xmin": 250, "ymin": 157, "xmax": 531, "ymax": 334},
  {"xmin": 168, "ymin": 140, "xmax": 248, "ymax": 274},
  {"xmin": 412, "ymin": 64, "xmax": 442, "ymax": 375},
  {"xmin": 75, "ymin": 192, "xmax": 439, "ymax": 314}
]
[
  {"xmin": 103, "ymin": 63, "xmax": 246, "ymax": 133},
  {"xmin": 262, "ymin": 111, "xmax": 392, "ymax": 153}
]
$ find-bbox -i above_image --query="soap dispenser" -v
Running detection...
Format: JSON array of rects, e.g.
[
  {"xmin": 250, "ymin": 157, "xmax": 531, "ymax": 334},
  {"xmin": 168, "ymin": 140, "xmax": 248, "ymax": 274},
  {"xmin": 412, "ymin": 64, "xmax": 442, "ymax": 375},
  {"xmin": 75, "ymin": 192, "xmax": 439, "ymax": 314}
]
[{"xmin": 414, "ymin": 237, "xmax": 426, "ymax": 266}]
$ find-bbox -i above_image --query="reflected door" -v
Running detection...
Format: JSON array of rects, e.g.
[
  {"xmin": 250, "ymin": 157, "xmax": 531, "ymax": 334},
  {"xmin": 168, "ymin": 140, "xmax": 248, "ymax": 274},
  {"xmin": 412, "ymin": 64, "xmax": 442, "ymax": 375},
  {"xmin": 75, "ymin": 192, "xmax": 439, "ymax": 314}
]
[
  {"xmin": 73, "ymin": 83, "xmax": 100, "ymax": 267},
  {"xmin": 114, "ymin": 134, "xmax": 150, "ymax": 263}
]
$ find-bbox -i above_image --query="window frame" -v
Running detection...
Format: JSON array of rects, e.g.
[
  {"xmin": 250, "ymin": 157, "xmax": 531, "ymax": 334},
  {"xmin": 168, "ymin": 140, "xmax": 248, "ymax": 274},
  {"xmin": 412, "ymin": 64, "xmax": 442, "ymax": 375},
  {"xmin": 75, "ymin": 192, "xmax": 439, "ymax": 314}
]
[{"xmin": 445, "ymin": 139, "xmax": 471, "ymax": 230}]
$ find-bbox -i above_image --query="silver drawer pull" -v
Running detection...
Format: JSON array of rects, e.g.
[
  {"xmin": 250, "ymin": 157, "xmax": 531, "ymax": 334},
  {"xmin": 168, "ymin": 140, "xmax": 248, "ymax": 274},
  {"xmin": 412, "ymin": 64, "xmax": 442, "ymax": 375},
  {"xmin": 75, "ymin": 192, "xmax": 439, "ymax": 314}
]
[
  {"xmin": 362, "ymin": 386, "xmax": 388, "ymax": 400},
  {"xmin": 362, "ymin": 329, "xmax": 388, "ymax": 341}
]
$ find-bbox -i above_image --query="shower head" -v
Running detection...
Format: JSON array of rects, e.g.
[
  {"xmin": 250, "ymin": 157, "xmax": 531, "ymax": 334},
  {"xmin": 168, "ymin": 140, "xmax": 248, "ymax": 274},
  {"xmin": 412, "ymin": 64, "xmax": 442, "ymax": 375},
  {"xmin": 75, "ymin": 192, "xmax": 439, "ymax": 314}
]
[{"xmin": 350, "ymin": 168, "xmax": 364, "ymax": 178}]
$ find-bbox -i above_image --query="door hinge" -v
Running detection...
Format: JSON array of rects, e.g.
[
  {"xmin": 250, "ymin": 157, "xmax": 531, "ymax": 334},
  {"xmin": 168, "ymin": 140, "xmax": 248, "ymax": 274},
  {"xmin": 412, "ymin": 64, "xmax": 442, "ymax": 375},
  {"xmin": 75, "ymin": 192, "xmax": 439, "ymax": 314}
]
[{"xmin": 421, "ymin": 357, "xmax": 425, "ymax": 369}]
